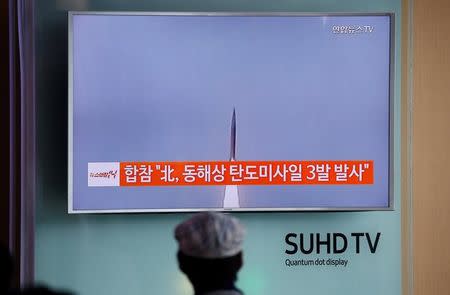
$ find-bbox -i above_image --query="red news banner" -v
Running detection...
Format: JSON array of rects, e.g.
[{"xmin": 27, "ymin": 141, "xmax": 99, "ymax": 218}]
[{"xmin": 119, "ymin": 161, "xmax": 373, "ymax": 186}]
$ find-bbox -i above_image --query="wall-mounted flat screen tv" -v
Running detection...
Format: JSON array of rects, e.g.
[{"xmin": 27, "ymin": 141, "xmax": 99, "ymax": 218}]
[{"xmin": 69, "ymin": 12, "xmax": 394, "ymax": 213}]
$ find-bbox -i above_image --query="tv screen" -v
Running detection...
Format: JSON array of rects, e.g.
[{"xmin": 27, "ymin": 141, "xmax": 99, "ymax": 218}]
[{"xmin": 69, "ymin": 12, "xmax": 394, "ymax": 213}]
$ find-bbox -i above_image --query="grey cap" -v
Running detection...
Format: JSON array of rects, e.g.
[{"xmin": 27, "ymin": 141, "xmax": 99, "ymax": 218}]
[{"xmin": 175, "ymin": 212, "xmax": 245, "ymax": 259}]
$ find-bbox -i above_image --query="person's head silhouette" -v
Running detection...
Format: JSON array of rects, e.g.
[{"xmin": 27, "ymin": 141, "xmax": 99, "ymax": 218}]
[
  {"xmin": 0, "ymin": 243, "xmax": 13, "ymax": 293},
  {"xmin": 19, "ymin": 286, "xmax": 74, "ymax": 295},
  {"xmin": 175, "ymin": 212, "xmax": 245, "ymax": 295}
]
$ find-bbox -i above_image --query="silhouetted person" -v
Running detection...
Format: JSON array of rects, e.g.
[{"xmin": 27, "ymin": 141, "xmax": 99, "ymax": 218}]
[
  {"xmin": 19, "ymin": 286, "xmax": 73, "ymax": 295},
  {"xmin": 0, "ymin": 243, "xmax": 13, "ymax": 294},
  {"xmin": 175, "ymin": 212, "xmax": 245, "ymax": 295}
]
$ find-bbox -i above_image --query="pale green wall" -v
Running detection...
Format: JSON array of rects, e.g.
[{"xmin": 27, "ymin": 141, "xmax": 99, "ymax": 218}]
[{"xmin": 35, "ymin": 1, "xmax": 402, "ymax": 295}]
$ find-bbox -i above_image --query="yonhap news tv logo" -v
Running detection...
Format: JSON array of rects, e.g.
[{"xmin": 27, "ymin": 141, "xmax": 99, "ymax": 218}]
[{"xmin": 88, "ymin": 162, "xmax": 120, "ymax": 187}]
